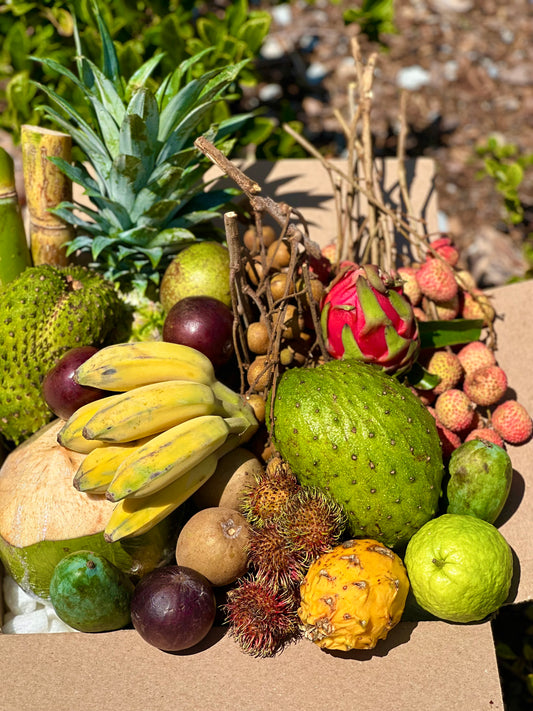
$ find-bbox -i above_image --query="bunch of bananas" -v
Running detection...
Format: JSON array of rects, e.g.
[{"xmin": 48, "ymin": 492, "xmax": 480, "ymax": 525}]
[{"xmin": 58, "ymin": 342, "xmax": 258, "ymax": 543}]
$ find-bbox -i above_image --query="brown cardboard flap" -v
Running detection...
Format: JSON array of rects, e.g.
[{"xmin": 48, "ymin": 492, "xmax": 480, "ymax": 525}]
[{"xmin": 0, "ymin": 621, "xmax": 503, "ymax": 711}]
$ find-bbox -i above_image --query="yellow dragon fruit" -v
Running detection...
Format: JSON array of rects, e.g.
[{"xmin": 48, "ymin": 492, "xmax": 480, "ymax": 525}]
[
  {"xmin": 320, "ymin": 263, "xmax": 420, "ymax": 373},
  {"xmin": 298, "ymin": 538, "xmax": 410, "ymax": 651}
]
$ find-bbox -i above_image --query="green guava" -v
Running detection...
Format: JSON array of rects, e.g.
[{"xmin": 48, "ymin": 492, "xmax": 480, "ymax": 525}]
[
  {"xmin": 446, "ymin": 439, "xmax": 512, "ymax": 523},
  {"xmin": 159, "ymin": 242, "xmax": 231, "ymax": 312}
]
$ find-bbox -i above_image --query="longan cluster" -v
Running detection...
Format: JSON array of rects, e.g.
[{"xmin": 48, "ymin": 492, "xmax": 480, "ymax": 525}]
[{"xmin": 236, "ymin": 223, "xmax": 332, "ymax": 417}]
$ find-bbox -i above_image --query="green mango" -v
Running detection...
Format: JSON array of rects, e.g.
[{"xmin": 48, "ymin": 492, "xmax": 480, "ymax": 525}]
[
  {"xmin": 446, "ymin": 440, "xmax": 512, "ymax": 523},
  {"xmin": 49, "ymin": 551, "xmax": 135, "ymax": 633}
]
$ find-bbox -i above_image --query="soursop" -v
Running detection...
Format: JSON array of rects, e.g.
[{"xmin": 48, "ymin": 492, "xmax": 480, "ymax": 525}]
[
  {"xmin": 267, "ymin": 359, "xmax": 444, "ymax": 549},
  {"xmin": 0, "ymin": 264, "xmax": 130, "ymax": 446}
]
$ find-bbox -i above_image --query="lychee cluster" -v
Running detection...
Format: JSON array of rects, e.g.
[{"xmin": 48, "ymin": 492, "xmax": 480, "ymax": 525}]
[
  {"xmin": 397, "ymin": 236, "xmax": 496, "ymax": 326},
  {"xmin": 395, "ymin": 236, "xmax": 531, "ymax": 453},
  {"xmin": 413, "ymin": 339, "xmax": 532, "ymax": 457},
  {"xmin": 225, "ymin": 456, "xmax": 347, "ymax": 657}
]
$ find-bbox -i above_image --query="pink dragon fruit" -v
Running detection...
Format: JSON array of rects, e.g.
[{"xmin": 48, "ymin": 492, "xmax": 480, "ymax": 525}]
[{"xmin": 320, "ymin": 263, "xmax": 420, "ymax": 373}]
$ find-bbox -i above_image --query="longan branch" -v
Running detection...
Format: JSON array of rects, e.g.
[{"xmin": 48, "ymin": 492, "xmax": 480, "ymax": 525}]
[{"xmin": 194, "ymin": 136, "xmax": 322, "ymax": 261}]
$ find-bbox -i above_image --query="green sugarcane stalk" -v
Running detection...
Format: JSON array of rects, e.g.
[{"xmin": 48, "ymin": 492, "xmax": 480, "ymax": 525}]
[{"xmin": 0, "ymin": 147, "xmax": 32, "ymax": 287}]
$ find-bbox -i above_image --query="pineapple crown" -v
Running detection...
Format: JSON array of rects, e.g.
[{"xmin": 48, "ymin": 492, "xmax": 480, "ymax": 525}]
[{"xmin": 31, "ymin": 2, "xmax": 251, "ymax": 296}]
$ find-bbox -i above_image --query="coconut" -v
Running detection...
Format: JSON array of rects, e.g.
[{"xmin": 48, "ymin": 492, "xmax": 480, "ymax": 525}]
[{"xmin": 0, "ymin": 420, "xmax": 174, "ymax": 599}]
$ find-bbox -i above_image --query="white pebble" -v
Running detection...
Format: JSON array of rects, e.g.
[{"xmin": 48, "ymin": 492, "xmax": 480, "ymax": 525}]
[
  {"xmin": 306, "ymin": 61, "xmax": 328, "ymax": 84},
  {"xmin": 2, "ymin": 607, "xmax": 49, "ymax": 635},
  {"xmin": 396, "ymin": 65, "xmax": 431, "ymax": 91},
  {"xmin": 258, "ymin": 83, "xmax": 283, "ymax": 102},
  {"xmin": 271, "ymin": 4, "xmax": 293, "ymax": 26},
  {"xmin": 260, "ymin": 36, "xmax": 285, "ymax": 61}
]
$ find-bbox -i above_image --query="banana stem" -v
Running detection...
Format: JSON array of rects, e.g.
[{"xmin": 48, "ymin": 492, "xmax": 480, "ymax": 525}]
[
  {"xmin": 0, "ymin": 147, "xmax": 32, "ymax": 287},
  {"xmin": 213, "ymin": 379, "xmax": 259, "ymax": 431},
  {"xmin": 21, "ymin": 125, "xmax": 74, "ymax": 267}
]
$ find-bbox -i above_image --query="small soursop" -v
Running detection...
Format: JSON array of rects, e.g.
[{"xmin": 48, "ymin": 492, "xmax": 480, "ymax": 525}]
[
  {"xmin": 0, "ymin": 265, "xmax": 129, "ymax": 446},
  {"xmin": 267, "ymin": 359, "xmax": 444, "ymax": 549}
]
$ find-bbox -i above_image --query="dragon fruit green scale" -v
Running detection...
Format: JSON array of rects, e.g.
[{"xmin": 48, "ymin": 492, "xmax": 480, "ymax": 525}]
[{"xmin": 320, "ymin": 263, "xmax": 420, "ymax": 374}]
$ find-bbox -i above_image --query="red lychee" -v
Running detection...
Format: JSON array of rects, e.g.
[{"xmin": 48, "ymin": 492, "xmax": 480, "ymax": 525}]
[
  {"xmin": 427, "ymin": 350, "xmax": 463, "ymax": 395},
  {"xmin": 465, "ymin": 428, "xmax": 505, "ymax": 448},
  {"xmin": 463, "ymin": 365, "xmax": 508, "ymax": 406},
  {"xmin": 410, "ymin": 386, "xmax": 436, "ymax": 407},
  {"xmin": 430, "ymin": 236, "xmax": 460, "ymax": 266},
  {"xmin": 415, "ymin": 258, "xmax": 458, "ymax": 303},
  {"xmin": 457, "ymin": 341, "xmax": 496, "ymax": 375},
  {"xmin": 491, "ymin": 401, "xmax": 533, "ymax": 445},
  {"xmin": 434, "ymin": 389, "xmax": 475, "ymax": 432},
  {"xmin": 397, "ymin": 266, "xmax": 422, "ymax": 306},
  {"xmin": 427, "ymin": 407, "xmax": 462, "ymax": 458},
  {"xmin": 422, "ymin": 294, "xmax": 460, "ymax": 321},
  {"xmin": 461, "ymin": 290, "xmax": 496, "ymax": 325}
]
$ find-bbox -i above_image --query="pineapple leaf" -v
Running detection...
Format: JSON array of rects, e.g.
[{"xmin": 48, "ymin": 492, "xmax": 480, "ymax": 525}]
[
  {"xmin": 78, "ymin": 57, "xmax": 127, "ymax": 128},
  {"xmin": 50, "ymin": 203, "xmax": 111, "ymax": 235},
  {"xmin": 91, "ymin": 0, "xmax": 122, "ymax": 96},
  {"xmin": 155, "ymin": 48, "xmax": 214, "ymax": 108},
  {"xmin": 72, "ymin": 7, "xmax": 94, "ymax": 92},
  {"xmin": 64, "ymin": 235, "xmax": 94, "ymax": 257},
  {"xmin": 136, "ymin": 246, "xmax": 164, "ymax": 270},
  {"xmin": 34, "ymin": 95, "xmax": 111, "ymax": 182},
  {"xmin": 157, "ymin": 72, "xmax": 222, "ymax": 143},
  {"xmin": 111, "ymin": 225, "xmax": 159, "ymax": 247},
  {"xmin": 32, "ymin": 83, "xmax": 108, "ymax": 157},
  {"xmin": 107, "ymin": 154, "xmax": 149, "ymax": 215},
  {"xmin": 48, "ymin": 157, "xmax": 101, "ymax": 196},
  {"xmin": 157, "ymin": 101, "xmax": 224, "ymax": 163},
  {"xmin": 92, "ymin": 235, "xmax": 119, "ymax": 259},
  {"xmin": 145, "ymin": 227, "xmax": 197, "ymax": 248},
  {"xmin": 126, "ymin": 53, "xmax": 165, "ymax": 101},
  {"xmin": 123, "ymin": 88, "xmax": 160, "ymax": 158},
  {"xmin": 138, "ymin": 198, "xmax": 182, "ymax": 227},
  {"xmin": 29, "ymin": 56, "xmax": 89, "ymax": 98}
]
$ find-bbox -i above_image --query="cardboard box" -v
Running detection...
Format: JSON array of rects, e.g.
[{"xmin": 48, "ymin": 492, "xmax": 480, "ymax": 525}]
[{"xmin": 1, "ymin": 159, "xmax": 531, "ymax": 711}]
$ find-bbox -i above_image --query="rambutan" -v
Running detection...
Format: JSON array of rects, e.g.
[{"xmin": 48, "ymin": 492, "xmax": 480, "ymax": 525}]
[
  {"xmin": 224, "ymin": 574, "xmax": 301, "ymax": 657},
  {"xmin": 278, "ymin": 488, "xmax": 347, "ymax": 564},
  {"xmin": 240, "ymin": 456, "xmax": 301, "ymax": 527},
  {"xmin": 246, "ymin": 522, "xmax": 307, "ymax": 588}
]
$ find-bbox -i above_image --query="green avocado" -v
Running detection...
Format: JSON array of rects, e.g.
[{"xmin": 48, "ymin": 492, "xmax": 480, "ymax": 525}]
[
  {"xmin": 267, "ymin": 359, "xmax": 444, "ymax": 550},
  {"xmin": 49, "ymin": 551, "xmax": 135, "ymax": 633}
]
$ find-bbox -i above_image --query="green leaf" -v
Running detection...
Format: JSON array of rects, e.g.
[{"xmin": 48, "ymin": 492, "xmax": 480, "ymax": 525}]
[
  {"xmin": 92, "ymin": 235, "xmax": 118, "ymax": 259},
  {"xmin": 106, "ymin": 154, "xmax": 147, "ymax": 215},
  {"xmin": 80, "ymin": 57, "xmax": 126, "ymax": 127},
  {"xmin": 145, "ymin": 227, "xmax": 197, "ymax": 248},
  {"xmin": 405, "ymin": 362, "xmax": 441, "ymax": 390},
  {"xmin": 418, "ymin": 319, "xmax": 484, "ymax": 349},
  {"xmin": 36, "ymin": 102, "xmax": 111, "ymax": 183},
  {"xmin": 124, "ymin": 87, "xmax": 160, "ymax": 157},
  {"xmin": 155, "ymin": 48, "xmax": 214, "ymax": 108},
  {"xmin": 126, "ymin": 53, "xmax": 165, "ymax": 99},
  {"xmin": 91, "ymin": 0, "xmax": 122, "ymax": 95}
]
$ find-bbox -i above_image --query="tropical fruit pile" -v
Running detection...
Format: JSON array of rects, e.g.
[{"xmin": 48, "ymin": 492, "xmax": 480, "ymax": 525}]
[{"xmin": 0, "ymin": 3, "xmax": 531, "ymax": 662}]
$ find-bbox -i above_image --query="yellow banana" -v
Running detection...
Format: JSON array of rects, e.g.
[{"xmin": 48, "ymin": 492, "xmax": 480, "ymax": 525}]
[
  {"xmin": 73, "ymin": 438, "xmax": 152, "ymax": 493},
  {"xmin": 104, "ymin": 454, "xmax": 219, "ymax": 542},
  {"xmin": 57, "ymin": 397, "xmax": 116, "ymax": 453},
  {"xmin": 74, "ymin": 341, "xmax": 216, "ymax": 391},
  {"xmin": 82, "ymin": 380, "xmax": 220, "ymax": 443},
  {"xmin": 106, "ymin": 414, "xmax": 251, "ymax": 502}
]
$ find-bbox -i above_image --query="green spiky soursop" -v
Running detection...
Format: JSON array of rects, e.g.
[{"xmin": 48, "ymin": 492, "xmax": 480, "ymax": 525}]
[
  {"xmin": 0, "ymin": 264, "xmax": 129, "ymax": 446},
  {"xmin": 267, "ymin": 359, "xmax": 444, "ymax": 550}
]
